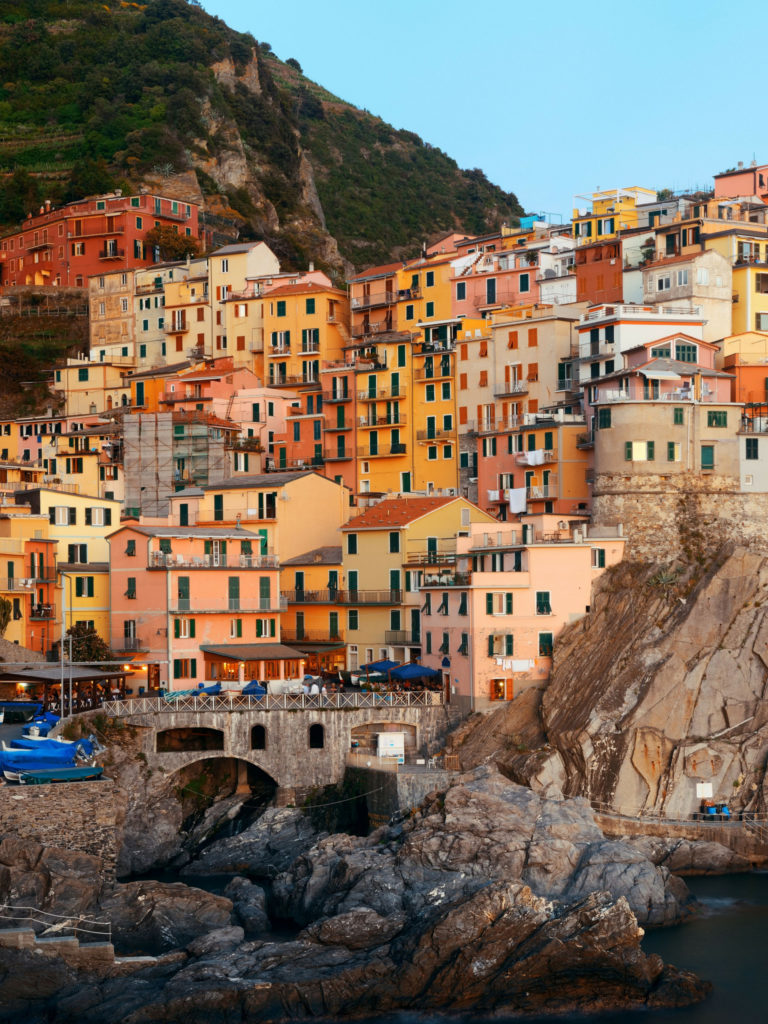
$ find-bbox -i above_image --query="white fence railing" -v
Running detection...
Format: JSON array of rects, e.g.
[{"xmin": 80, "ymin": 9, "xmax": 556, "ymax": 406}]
[
  {"xmin": 0, "ymin": 904, "xmax": 111, "ymax": 943},
  {"xmin": 101, "ymin": 691, "xmax": 444, "ymax": 717}
]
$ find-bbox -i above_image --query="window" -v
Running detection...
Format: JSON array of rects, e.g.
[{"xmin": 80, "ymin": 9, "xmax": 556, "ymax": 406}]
[
  {"xmin": 427, "ymin": 445, "xmax": 437, "ymax": 461},
  {"xmin": 675, "ymin": 343, "xmax": 697, "ymax": 363},
  {"xmin": 598, "ymin": 407, "xmax": 611, "ymax": 429},
  {"xmin": 126, "ymin": 577, "xmax": 136, "ymax": 600},
  {"xmin": 230, "ymin": 618, "xmax": 243, "ymax": 639},
  {"xmin": 309, "ymin": 724, "xmax": 324, "ymax": 749},
  {"xmin": 519, "ymin": 273, "xmax": 529, "ymax": 293},
  {"xmin": 673, "ymin": 407, "xmax": 684, "ymax": 425},
  {"xmin": 676, "ymin": 269, "xmax": 689, "ymax": 287},
  {"xmin": 425, "ymin": 301, "xmax": 434, "ymax": 317},
  {"xmin": 173, "ymin": 658, "xmax": 197, "ymax": 680},
  {"xmin": 701, "ymin": 445, "xmax": 715, "ymax": 470},
  {"xmin": 756, "ymin": 274, "xmax": 768, "ymax": 295},
  {"xmin": 592, "ymin": 548, "xmax": 606, "ymax": 568},
  {"xmin": 75, "ymin": 576, "xmax": 95, "ymax": 598},
  {"xmin": 174, "ymin": 618, "xmax": 195, "ymax": 639},
  {"xmin": 624, "ymin": 441, "xmax": 655, "ymax": 461},
  {"xmin": 746, "ymin": 437, "xmax": 759, "ymax": 460},
  {"xmin": 535, "ymin": 591, "xmax": 551, "ymax": 615},
  {"xmin": 441, "ymin": 382, "xmax": 451, "ymax": 400},
  {"xmin": 426, "ymin": 270, "xmax": 434, "ymax": 287},
  {"xmin": 276, "ymin": 300, "xmax": 286, "ymax": 317},
  {"xmin": 228, "ymin": 576, "xmax": 240, "ymax": 611},
  {"xmin": 126, "ymin": 539, "xmax": 136, "ymax": 556},
  {"xmin": 78, "ymin": 368, "xmax": 88, "ymax": 382},
  {"xmin": 657, "ymin": 275, "xmax": 671, "ymax": 292},
  {"xmin": 213, "ymin": 494, "xmax": 224, "ymax": 520},
  {"xmin": 667, "ymin": 441, "xmax": 681, "ymax": 462},
  {"xmin": 347, "ymin": 533, "xmax": 357, "ymax": 555},
  {"xmin": 405, "ymin": 304, "xmax": 414, "ymax": 321},
  {"xmin": 539, "ymin": 633, "xmax": 554, "ymax": 657},
  {"xmin": 425, "ymin": 384, "xmax": 435, "ymax": 402},
  {"xmin": 305, "ymin": 297, "xmax": 315, "ymax": 314},
  {"xmin": 456, "ymin": 282, "xmax": 466, "ymax": 301},
  {"xmin": 697, "ymin": 268, "xmax": 710, "ymax": 286},
  {"xmin": 348, "ymin": 609, "xmax": 358, "ymax": 630},
  {"xmin": 389, "ymin": 531, "xmax": 400, "ymax": 553},
  {"xmin": 86, "ymin": 506, "xmax": 111, "ymax": 527},
  {"xmin": 707, "ymin": 410, "xmax": 727, "ymax": 428},
  {"xmin": 177, "ymin": 576, "xmax": 190, "ymax": 611}
]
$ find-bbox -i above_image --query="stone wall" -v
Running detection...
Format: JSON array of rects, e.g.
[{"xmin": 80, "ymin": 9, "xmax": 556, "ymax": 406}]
[
  {"xmin": 0, "ymin": 780, "xmax": 119, "ymax": 879},
  {"xmin": 592, "ymin": 472, "xmax": 768, "ymax": 561},
  {"xmin": 348, "ymin": 766, "xmax": 453, "ymax": 828}
]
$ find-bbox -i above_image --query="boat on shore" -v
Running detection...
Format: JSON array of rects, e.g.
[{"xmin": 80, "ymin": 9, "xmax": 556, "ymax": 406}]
[{"xmin": 6, "ymin": 765, "xmax": 104, "ymax": 785}]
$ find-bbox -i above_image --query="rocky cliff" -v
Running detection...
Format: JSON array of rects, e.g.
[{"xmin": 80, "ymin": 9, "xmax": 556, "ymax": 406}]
[
  {"xmin": 0, "ymin": 767, "xmax": 709, "ymax": 1021},
  {"xmin": 505, "ymin": 547, "xmax": 768, "ymax": 821}
]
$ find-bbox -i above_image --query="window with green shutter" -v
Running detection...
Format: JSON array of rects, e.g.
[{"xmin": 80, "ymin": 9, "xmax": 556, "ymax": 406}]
[
  {"xmin": 487, "ymin": 634, "xmax": 495, "ymax": 657},
  {"xmin": 348, "ymin": 609, "xmax": 358, "ymax": 630},
  {"xmin": 178, "ymin": 576, "xmax": 189, "ymax": 610},
  {"xmin": 701, "ymin": 444, "xmax": 715, "ymax": 469},
  {"xmin": 536, "ymin": 591, "xmax": 551, "ymax": 615},
  {"xmin": 707, "ymin": 410, "xmax": 727, "ymax": 428},
  {"xmin": 486, "ymin": 593, "xmax": 494, "ymax": 615},
  {"xmin": 505, "ymin": 593, "xmax": 513, "ymax": 614},
  {"xmin": 505, "ymin": 634, "xmax": 514, "ymax": 656},
  {"xmin": 647, "ymin": 440, "xmax": 655, "ymax": 460},
  {"xmin": 598, "ymin": 408, "xmax": 611, "ymax": 429},
  {"xmin": 126, "ymin": 577, "xmax": 136, "ymax": 599},
  {"xmin": 213, "ymin": 494, "xmax": 224, "ymax": 521},
  {"xmin": 259, "ymin": 576, "xmax": 271, "ymax": 609},
  {"xmin": 228, "ymin": 577, "xmax": 240, "ymax": 610},
  {"xmin": 159, "ymin": 539, "xmax": 172, "ymax": 554},
  {"xmin": 746, "ymin": 437, "xmax": 759, "ymax": 460},
  {"xmin": 544, "ymin": 430, "xmax": 554, "ymax": 449},
  {"xmin": 305, "ymin": 297, "xmax": 315, "ymax": 314},
  {"xmin": 625, "ymin": 441, "xmax": 633, "ymax": 460},
  {"xmin": 673, "ymin": 407, "xmax": 684, "ymax": 425},
  {"xmin": 276, "ymin": 300, "xmax": 286, "ymax": 317}
]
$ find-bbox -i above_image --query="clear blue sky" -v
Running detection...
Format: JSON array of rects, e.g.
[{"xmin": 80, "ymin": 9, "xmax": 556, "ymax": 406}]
[{"xmin": 200, "ymin": 0, "xmax": 765, "ymax": 219}]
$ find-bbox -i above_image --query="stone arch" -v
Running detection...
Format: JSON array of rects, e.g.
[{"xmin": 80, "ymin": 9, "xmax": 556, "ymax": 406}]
[
  {"xmin": 156, "ymin": 726, "xmax": 224, "ymax": 753},
  {"xmin": 309, "ymin": 723, "xmax": 325, "ymax": 749},
  {"xmin": 169, "ymin": 755, "xmax": 279, "ymax": 813}
]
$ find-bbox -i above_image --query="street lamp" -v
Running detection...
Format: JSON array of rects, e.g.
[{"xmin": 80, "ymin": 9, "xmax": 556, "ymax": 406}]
[{"xmin": 59, "ymin": 574, "xmax": 74, "ymax": 716}]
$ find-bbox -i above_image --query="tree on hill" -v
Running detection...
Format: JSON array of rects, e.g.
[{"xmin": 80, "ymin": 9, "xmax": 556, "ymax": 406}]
[
  {"xmin": 63, "ymin": 158, "xmax": 118, "ymax": 204},
  {"xmin": 143, "ymin": 224, "xmax": 201, "ymax": 261}
]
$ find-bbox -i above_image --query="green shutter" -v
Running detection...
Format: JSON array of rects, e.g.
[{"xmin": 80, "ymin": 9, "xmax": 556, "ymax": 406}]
[
  {"xmin": 191, "ymin": 658, "xmax": 197, "ymax": 679},
  {"xmin": 486, "ymin": 593, "xmax": 493, "ymax": 615},
  {"xmin": 270, "ymin": 619, "xmax": 276, "ymax": 637},
  {"xmin": 236, "ymin": 619, "xmax": 242, "ymax": 638},
  {"xmin": 488, "ymin": 635, "xmax": 494, "ymax": 657},
  {"xmin": 204, "ymin": 540, "xmax": 211, "ymax": 555},
  {"xmin": 173, "ymin": 659, "xmax": 181, "ymax": 679},
  {"xmin": 647, "ymin": 441, "xmax": 655, "ymax": 461},
  {"xmin": 256, "ymin": 619, "xmax": 263, "ymax": 637},
  {"xmin": 505, "ymin": 634, "xmax": 514, "ymax": 656},
  {"xmin": 75, "ymin": 577, "xmax": 83, "ymax": 598},
  {"xmin": 190, "ymin": 619, "xmax": 195, "ymax": 638},
  {"xmin": 505, "ymin": 593, "xmax": 513, "ymax": 615},
  {"xmin": 174, "ymin": 619, "xmax": 180, "ymax": 638},
  {"xmin": 625, "ymin": 441, "xmax": 633, "ymax": 460}
]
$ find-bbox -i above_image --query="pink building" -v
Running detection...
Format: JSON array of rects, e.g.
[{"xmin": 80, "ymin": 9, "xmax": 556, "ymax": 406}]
[
  {"xmin": 451, "ymin": 248, "xmax": 541, "ymax": 318},
  {"xmin": 108, "ymin": 523, "xmax": 297, "ymax": 692},
  {"xmin": 420, "ymin": 515, "xmax": 625, "ymax": 714}
]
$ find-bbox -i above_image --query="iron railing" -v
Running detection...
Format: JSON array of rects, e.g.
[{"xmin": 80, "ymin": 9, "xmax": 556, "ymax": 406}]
[{"xmin": 101, "ymin": 691, "xmax": 444, "ymax": 716}]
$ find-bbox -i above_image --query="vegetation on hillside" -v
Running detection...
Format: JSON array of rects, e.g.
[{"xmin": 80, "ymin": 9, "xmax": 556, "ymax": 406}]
[{"xmin": 0, "ymin": 0, "xmax": 524, "ymax": 270}]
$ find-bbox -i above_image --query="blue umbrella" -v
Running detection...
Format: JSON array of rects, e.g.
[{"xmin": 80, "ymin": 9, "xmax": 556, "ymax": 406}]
[
  {"xmin": 389, "ymin": 663, "xmax": 441, "ymax": 681},
  {"xmin": 242, "ymin": 680, "xmax": 267, "ymax": 696},
  {"xmin": 362, "ymin": 659, "xmax": 400, "ymax": 672}
]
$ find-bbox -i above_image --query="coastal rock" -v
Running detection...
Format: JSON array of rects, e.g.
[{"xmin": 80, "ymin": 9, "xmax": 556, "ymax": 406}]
[
  {"xmin": 629, "ymin": 836, "xmax": 752, "ymax": 874},
  {"xmin": 223, "ymin": 877, "xmax": 270, "ymax": 936},
  {"xmin": 302, "ymin": 906, "xmax": 406, "ymax": 949},
  {"xmin": 98, "ymin": 881, "xmax": 233, "ymax": 955},
  {"xmin": 186, "ymin": 925, "xmax": 244, "ymax": 956},
  {"xmin": 182, "ymin": 807, "xmax": 325, "ymax": 879}
]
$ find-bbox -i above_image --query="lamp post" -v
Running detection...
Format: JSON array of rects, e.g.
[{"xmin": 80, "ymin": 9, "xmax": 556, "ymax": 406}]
[{"xmin": 59, "ymin": 574, "xmax": 74, "ymax": 716}]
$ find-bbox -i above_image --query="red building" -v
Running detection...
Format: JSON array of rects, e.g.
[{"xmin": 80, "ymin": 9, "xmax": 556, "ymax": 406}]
[{"xmin": 0, "ymin": 192, "xmax": 200, "ymax": 290}]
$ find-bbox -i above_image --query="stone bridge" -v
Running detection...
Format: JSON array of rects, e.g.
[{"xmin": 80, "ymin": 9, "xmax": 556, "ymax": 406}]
[{"xmin": 101, "ymin": 693, "xmax": 460, "ymax": 803}]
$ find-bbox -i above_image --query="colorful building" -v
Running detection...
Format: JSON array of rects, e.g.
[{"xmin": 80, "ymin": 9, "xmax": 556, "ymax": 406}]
[{"xmin": 280, "ymin": 545, "xmax": 345, "ymax": 673}]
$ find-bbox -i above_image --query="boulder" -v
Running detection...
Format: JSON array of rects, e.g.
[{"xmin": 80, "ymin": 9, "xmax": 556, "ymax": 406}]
[
  {"xmin": 223, "ymin": 877, "xmax": 270, "ymax": 936},
  {"xmin": 186, "ymin": 925, "xmax": 244, "ymax": 956}
]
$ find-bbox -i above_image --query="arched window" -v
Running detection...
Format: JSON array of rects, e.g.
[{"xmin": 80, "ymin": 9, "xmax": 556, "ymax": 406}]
[
  {"xmin": 251, "ymin": 724, "xmax": 266, "ymax": 750},
  {"xmin": 309, "ymin": 723, "xmax": 324, "ymax": 749}
]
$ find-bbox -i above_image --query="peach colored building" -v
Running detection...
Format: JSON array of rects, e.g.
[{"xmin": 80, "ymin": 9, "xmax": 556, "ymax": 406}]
[
  {"xmin": 420, "ymin": 515, "xmax": 625, "ymax": 714},
  {"xmin": 108, "ymin": 523, "xmax": 291, "ymax": 692}
]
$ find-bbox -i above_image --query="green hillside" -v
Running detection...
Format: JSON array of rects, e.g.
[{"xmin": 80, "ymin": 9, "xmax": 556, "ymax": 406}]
[{"xmin": 0, "ymin": 0, "xmax": 524, "ymax": 270}]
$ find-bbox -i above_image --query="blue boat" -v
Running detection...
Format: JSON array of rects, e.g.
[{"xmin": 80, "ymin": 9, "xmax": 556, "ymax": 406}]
[{"xmin": 15, "ymin": 765, "xmax": 104, "ymax": 785}]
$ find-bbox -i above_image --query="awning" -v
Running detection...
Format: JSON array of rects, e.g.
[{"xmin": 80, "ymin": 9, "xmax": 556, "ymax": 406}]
[
  {"xmin": 639, "ymin": 368, "xmax": 681, "ymax": 380},
  {"xmin": 200, "ymin": 644, "xmax": 306, "ymax": 661}
]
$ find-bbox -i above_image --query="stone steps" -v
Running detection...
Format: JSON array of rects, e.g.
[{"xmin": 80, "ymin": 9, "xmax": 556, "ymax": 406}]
[{"xmin": 0, "ymin": 927, "xmax": 116, "ymax": 968}]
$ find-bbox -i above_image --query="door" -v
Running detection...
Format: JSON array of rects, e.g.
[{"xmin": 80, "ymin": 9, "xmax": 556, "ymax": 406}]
[
  {"xmin": 391, "ymin": 372, "xmax": 400, "ymax": 397},
  {"xmin": 295, "ymin": 571, "xmax": 305, "ymax": 600},
  {"xmin": 328, "ymin": 570, "xmax": 338, "ymax": 596},
  {"xmin": 427, "ymin": 537, "xmax": 438, "ymax": 564},
  {"xmin": 410, "ymin": 607, "xmax": 420, "ymax": 643},
  {"xmin": 426, "ymin": 416, "xmax": 436, "ymax": 440}
]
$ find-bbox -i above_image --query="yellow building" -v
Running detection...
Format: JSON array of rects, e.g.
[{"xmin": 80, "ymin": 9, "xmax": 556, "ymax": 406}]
[
  {"xmin": 394, "ymin": 255, "xmax": 454, "ymax": 330},
  {"xmin": 164, "ymin": 266, "xmax": 211, "ymax": 364},
  {"xmin": 54, "ymin": 358, "xmax": 131, "ymax": 416},
  {"xmin": 167, "ymin": 470, "xmax": 351, "ymax": 564},
  {"xmin": 263, "ymin": 281, "xmax": 348, "ymax": 387},
  {"xmin": 572, "ymin": 187, "xmax": 657, "ymax": 244},
  {"xmin": 280, "ymin": 545, "xmax": 345, "ymax": 672},
  {"xmin": 12, "ymin": 488, "xmax": 121, "ymax": 644},
  {"xmin": 209, "ymin": 242, "xmax": 281, "ymax": 362},
  {"xmin": 341, "ymin": 495, "xmax": 496, "ymax": 668}
]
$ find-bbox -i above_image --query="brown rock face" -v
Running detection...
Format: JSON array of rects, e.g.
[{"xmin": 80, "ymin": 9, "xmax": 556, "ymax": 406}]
[{"xmin": 524, "ymin": 548, "xmax": 768, "ymax": 819}]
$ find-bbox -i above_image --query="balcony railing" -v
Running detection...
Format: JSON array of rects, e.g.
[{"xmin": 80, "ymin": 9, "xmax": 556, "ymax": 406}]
[
  {"xmin": 384, "ymin": 630, "xmax": 420, "ymax": 645},
  {"xmin": 494, "ymin": 380, "xmax": 529, "ymax": 398},
  {"xmin": 356, "ymin": 443, "xmax": 407, "ymax": 457},
  {"xmin": 281, "ymin": 628, "xmax": 344, "ymax": 644},
  {"xmin": 556, "ymin": 377, "xmax": 574, "ymax": 391},
  {"xmin": 321, "ymin": 448, "xmax": 351, "ymax": 462},
  {"xmin": 113, "ymin": 636, "xmax": 146, "ymax": 652},
  {"xmin": 98, "ymin": 247, "xmax": 125, "ymax": 260},
  {"xmin": 515, "ymin": 450, "xmax": 558, "ymax": 465},
  {"xmin": 414, "ymin": 364, "xmax": 452, "ymax": 381},
  {"xmin": 421, "ymin": 571, "xmax": 472, "ymax": 588},
  {"xmin": 359, "ymin": 415, "xmax": 407, "ymax": 428},
  {"xmin": 576, "ymin": 431, "xmax": 594, "ymax": 449},
  {"xmin": 351, "ymin": 291, "xmax": 396, "ymax": 310},
  {"xmin": 165, "ymin": 321, "xmax": 189, "ymax": 334},
  {"xmin": 404, "ymin": 548, "xmax": 457, "ymax": 565},
  {"xmin": 149, "ymin": 552, "xmax": 279, "ymax": 569},
  {"xmin": 357, "ymin": 386, "xmax": 406, "ymax": 401},
  {"xmin": 415, "ymin": 427, "xmax": 454, "ymax": 442},
  {"xmin": 282, "ymin": 588, "xmax": 401, "ymax": 605},
  {"xmin": 322, "ymin": 389, "xmax": 353, "ymax": 403},
  {"xmin": 170, "ymin": 598, "xmax": 286, "ymax": 615},
  {"xmin": 29, "ymin": 605, "xmax": 55, "ymax": 620}
]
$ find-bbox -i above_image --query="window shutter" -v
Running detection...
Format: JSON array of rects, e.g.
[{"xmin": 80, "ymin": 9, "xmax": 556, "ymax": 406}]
[
  {"xmin": 256, "ymin": 619, "xmax": 263, "ymax": 637},
  {"xmin": 236, "ymin": 619, "xmax": 242, "ymax": 638},
  {"xmin": 505, "ymin": 593, "xmax": 513, "ymax": 615},
  {"xmin": 75, "ymin": 577, "xmax": 83, "ymax": 598},
  {"xmin": 174, "ymin": 619, "xmax": 180, "ymax": 639},
  {"xmin": 173, "ymin": 659, "xmax": 181, "ymax": 679},
  {"xmin": 105, "ymin": 508, "xmax": 112, "ymax": 526},
  {"xmin": 87, "ymin": 578, "xmax": 94, "ymax": 597},
  {"xmin": 204, "ymin": 540, "xmax": 211, "ymax": 555},
  {"xmin": 487, "ymin": 635, "xmax": 494, "ymax": 657},
  {"xmin": 505, "ymin": 634, "xmax": 514, "ymax": 656},
  {"xmin": 85, "ymin": 507, "xmax": 92, "ymax": 525},
  {"xmin": 486, "ymin": 594, "xmax": 493, "ymax": 615},
  {"xmin": 189, "ymin": 619, "xmax": 196, "ymax": 638},
  {"xmin": 49, "ymin": 508, "xmax": 56, "ymax": 525},
  {"xmin": 624, "ymin": 441, "xmax": 633, "ymax": 461},
  {"xmin": 270, "ymin": 619, "xmax": 276, "ymax": 637},
  {"xmin": 647, "ymin": 441, "xmax": 655, "ymax": 461},
  {"xmin": 68, "ymin": 507, "xmax": 77, "ymax": 524},
  {"xmin": 191, "ymin": 658, "xmax": 197, "ymax": 679}
]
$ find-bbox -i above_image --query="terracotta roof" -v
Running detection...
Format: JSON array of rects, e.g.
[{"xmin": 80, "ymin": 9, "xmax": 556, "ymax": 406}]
[
  {"xmin": 264, "ymin": 282, "xmax": 344, "ymax": 298},
  {"xmin": 623, "ymin": 332, "xmax": 719, "ymax": 353},
  {"xmin": 342, "ymin": 496, "xmax": 457, "ymax": 530},
  {"xmin": 282, "ymin": 546, "xmax": 342, "ymax": 566},
  {"xmin": 350, "ymin": 261, "xmax": 403, "ymax": 282}
]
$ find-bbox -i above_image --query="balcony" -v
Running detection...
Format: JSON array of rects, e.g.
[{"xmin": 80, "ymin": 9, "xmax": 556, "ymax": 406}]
[
  {"xmin": 345, "ymin": 589, "xmax": 402, "ymax": 605},
  {"xmin": 515, "ymin": 450, "xmax": 558, "ymax": 465},
  {"xmin": 415, "ymin": 427, "xmax": 454, "ymax": 442},
  {"xmin": 171, "ymin": 597, "xmax": 287, "ymax": 615},
  {"xmin": 404, "ymin": 547, "xmax": 457, "ymax": 566},
  {"xmin": 494, "ymin": 380, "xmax": 529, "ymax": 399},
  {"xmin": 268, "ymin": 375, "xmax": 321, "ymax": 388},
  {"xmin": 114, "ymin": 636, "xmax": 147, "ymax": 652},
  {"xmin": 29, "ymin": 604, "xmax": 55, "ymax": 620},
  {"xmin": 321, "ymin": 448, "xmax": 352, "ymax": 462},
  {"xmin": 98, "ymin": 246, "xmax": 125, "ymax": 260},
  {"xmin": 356, "ymin": 443, "xmax": 407, "ymax": 458},
  {"xmin": 421, "ymin": 571, "xmax": 472, "ymax": 587},
  {"xmin": 351, "ymin": 291, "xmax": 396, "ymax": 310},
  {"xmin": 349, "ymin": 320, "xmax": 395, "ymax": 339},
  {"xmin": 149, "ymin": 552, "xmax": 279, "ymax": 569},
  {"xmin": 414, "ymin": 363, "xmax": 452, "ymax": 381},
  {"xmin": 385, "ymin": 630, "xmax": 420, "ymax": 645},
  {"xmin": 359, "ymin": 414, "xmax": 407, "ymax": 428},
  {"xmin": 357, "ymin": 385, "xmax": 406, "ymax": 402},
  {"xmin": 556, "ymin": 377, "xmax": 574, "ymax": 391},
  {"xmin": 322, "ymin": 388, "xmax": 353, "ymax": 403},
  {"xmin": 527, "ymin": 485, "xmax": 556, "ymax": 500},
  {"xmin": 281, "ymin": 628, "xmax": 344, "ymax": 644},
  {"xmin": 268, "ymin": 342, "xmax": 291, "ymax": 354},
  {"xmin": 576, "ymin": 432, "xmax": 594, "ymax": 449}
]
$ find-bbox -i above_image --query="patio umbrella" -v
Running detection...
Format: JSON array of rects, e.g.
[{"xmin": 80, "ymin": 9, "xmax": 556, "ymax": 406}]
[
  {"xmin": 389, "ymin": 663, "xmax": 441, "ymax": 681},
  {"xmin": 362, "ymin": 659, "xmax": 400, "ymax": 672}
]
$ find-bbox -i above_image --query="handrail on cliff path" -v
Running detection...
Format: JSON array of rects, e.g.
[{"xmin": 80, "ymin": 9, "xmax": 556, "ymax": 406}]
[
  {"xmin": 590, "ymin": 799, "xmax": 768, "ymax": 829},
  {"xmin": 0, "ymin": 904, "xmax": 111, "ymax": 943}
]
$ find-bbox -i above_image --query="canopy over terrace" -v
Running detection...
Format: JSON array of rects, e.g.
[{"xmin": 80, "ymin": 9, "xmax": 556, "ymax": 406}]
[
  {"xmin": 200, "ymin": 644, "xmax": 306, "ymax": 686},
  {"xmin": 0, "ymin": 663, "xmax": 129, "ymax": 710}
]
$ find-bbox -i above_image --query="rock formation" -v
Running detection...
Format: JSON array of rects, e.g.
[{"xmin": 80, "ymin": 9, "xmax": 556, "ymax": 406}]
[
  {"xmin": 0, "ymin": 767, "xmax": 709, "ymax": 1021},
  {"xmin": 512, "ymin": 548, "xmax": 768, "ymax": 820}
]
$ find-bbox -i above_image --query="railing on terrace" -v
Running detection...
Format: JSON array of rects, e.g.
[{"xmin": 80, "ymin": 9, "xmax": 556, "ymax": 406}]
[
  {"xmin": 323, "ymin": 388, "xmax": 353, "ymax": 403},
  {"xmin": 515, "ymin": 450, "xmax": 558, "ymax": 465},
  {"xmin": 415, "ymin": 427, "xmax": 454, "ymax": 441},
  {"xmin": 101, "ymin": 691, "xmax": 444, "ymax": 716},
  {"xmin": 280, "ymin": 629, "xmax": 344, "ymax": 643},
  {"xmin": 282, "ymin": 588, "xmax": 402, "ymax": 605},
  {"xmin": 494, "ymin": 381, "xmax": 529, "ymax": 398},
  {"xmin": 404, "ymin": 550, "xmax": 457, "ymax": 565},
  {"xmin": 421, "ymin": 571, "xmax": 472, "ymax": 588},
  {"xmin": 414, "ymin": 364, "xmax": 452, "ymax": 381},
  {"xmin": 360, "ymin": 414, "xmax": 407, "ymax": 428},
  {"xmin": 113, "ymin": 637, "xmax": 147, "ymax": 652},
  {"xmin": 356, "ymin": 443, "xmax": 407, "ymax": 457},
  {"xmin": 351, "ymin": 291, "xmax": 396, "ymax": 310},
  {"xmin": 594, "ymin": 388, "xmax": 722, "ymax": 404},
  {"xmin": 384, "ymin": 630, "xmax": 420, "ymax": 645},
  {"xmin": 579, "ymin": 303, "xmax": 702, "ymax": 322},
  {"xmin": 149, "ymin": 552, "xmax": 279, "ymax": 569}
]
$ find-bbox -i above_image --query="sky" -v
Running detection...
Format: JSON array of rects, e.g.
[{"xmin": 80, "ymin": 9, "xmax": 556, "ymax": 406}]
[{"xmin": 200, "ymin": 0, "xmax": 767, "ymax": 220}]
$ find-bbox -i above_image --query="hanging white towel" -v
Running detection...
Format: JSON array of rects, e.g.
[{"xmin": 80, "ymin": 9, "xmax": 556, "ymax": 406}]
[{"xmin": 509, "ymin": 487, "xmax": 527, "ymax": 514}]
